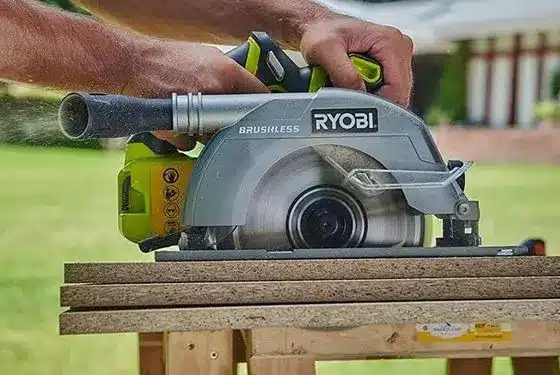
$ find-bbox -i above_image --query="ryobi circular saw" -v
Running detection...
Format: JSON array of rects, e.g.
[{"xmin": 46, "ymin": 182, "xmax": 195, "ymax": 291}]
[{"xmin": 57, "ymin": 31, "xmax": 533, "ymax": 261}]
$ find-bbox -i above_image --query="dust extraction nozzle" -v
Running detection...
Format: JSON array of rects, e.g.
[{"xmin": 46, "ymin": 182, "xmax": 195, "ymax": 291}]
[{"xmin": 58, "ymin": 92, "xmax": 173, "ymax": 139}]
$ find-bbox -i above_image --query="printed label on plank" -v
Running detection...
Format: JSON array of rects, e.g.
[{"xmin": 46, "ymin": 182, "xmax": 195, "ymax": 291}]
[{"xmin": 415, "ymin": 322, "xmax": 512, "ymax": 342}]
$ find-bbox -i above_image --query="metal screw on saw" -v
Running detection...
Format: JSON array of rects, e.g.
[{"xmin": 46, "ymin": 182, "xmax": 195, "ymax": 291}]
[{"xmin": 457, "ymin": 202, "xmax": 471, "ymax": 216}]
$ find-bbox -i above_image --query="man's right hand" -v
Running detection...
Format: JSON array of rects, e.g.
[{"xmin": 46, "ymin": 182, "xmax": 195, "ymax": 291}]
[
  {"xmin": 298, "ymin": 15, "xmax": 414, "ymax": 108},
  {"xmin": 122, "ymin": 39, "xmax": 269, "ymax": 151}
]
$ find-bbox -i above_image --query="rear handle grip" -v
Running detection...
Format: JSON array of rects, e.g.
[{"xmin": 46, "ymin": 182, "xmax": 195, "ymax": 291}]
[{"xmin": 226, "ymin": 31, "xmax": 384, "ymax": 93}]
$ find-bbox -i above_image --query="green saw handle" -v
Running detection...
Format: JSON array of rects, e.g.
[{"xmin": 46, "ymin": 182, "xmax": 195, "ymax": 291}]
[{"xmin": 226, "ymin": 31, "xmax": 384, "ymax": 93}]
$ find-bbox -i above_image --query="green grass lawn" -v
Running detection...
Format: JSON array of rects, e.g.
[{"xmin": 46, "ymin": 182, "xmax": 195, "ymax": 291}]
[{"xmin": 1, "ymin": 144, "xmax": 559, "ymax": 375}]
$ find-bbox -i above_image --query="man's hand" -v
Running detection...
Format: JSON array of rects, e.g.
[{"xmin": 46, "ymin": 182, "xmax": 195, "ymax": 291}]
[
  {"xmin": 123, "ymin": 39, "xmax": 269, "ymax": 150},
  {"xmin": 299, "ymin": 15, "xmax": 414, "ymax": 107}
]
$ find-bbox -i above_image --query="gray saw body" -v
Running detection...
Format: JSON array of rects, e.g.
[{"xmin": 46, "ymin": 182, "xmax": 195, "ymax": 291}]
[
  {"xmin": 179, "ymin": 88, "xmax": 476, "ymax": 227},
  {"xmin": 57, "ymin": 87, "xmax": 530, "ymax": 259}
]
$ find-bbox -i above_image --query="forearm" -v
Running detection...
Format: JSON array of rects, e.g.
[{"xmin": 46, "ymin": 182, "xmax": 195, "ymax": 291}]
[
  {"xmin": 74, "ymin": 0, "xmax": 336, "ymax": 49},
  {"xmin": 0, "ymin": 0, "xmax": 138, "ymax": 93}
]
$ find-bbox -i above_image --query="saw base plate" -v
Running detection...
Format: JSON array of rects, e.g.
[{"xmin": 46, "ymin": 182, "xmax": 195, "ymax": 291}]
[{"xmin": 154, "ymin": 246, "xmax": 530, "ymax": 261}]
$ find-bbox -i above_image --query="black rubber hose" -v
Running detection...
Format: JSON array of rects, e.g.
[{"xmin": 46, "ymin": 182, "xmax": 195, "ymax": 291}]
[{"xmin": 58, "ymin": 92, "xmax": 173, "ymax": 139}]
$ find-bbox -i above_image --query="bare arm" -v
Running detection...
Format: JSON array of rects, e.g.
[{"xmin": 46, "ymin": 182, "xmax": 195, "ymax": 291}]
[
  {"xmin": 73, "ymin": 0, "xmax": 334, "ymax": 48},
  {"xmin": 0, "ymin": 0, "xmax": 271, "ymax": 150},
  {"xmin": 0, "ymin": 0, "xmax": 142, "ymax": 93},
  {"xmin": 2, "ymin": 0, "xmax": 414, "ymax": 114},
  {"xmin": 73, "ymin": 0, "xmax": 415, "ymax": 106}
]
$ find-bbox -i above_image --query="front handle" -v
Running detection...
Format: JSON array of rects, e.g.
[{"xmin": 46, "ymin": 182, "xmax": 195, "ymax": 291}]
[{"xmin": 226, "ymin": 31, "xmax": 384, "ymax": 93}]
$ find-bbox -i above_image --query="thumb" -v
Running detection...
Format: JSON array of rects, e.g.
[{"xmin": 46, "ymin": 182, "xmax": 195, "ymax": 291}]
[{"xmin": 304, "ymin": 42, "xmax": 366, "ymax": 91}]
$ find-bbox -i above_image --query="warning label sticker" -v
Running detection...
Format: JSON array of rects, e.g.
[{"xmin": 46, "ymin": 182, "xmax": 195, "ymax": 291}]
[
  {"xmin": 150, "ymin": 164, "xmax": 192, "ymax": 236},
  {"xmin": 415, "ymin": 322, "xmax": 512, "ymax": 342}
]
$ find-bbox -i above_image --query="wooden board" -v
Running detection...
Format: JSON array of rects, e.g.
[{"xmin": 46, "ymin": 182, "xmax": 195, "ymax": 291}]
[
  {"xmin": 60, "ymin": 276, "xmax": 560, "ymax": 308},
  {"xmin": 244, "ymin": 322, "xmax": 560, "ymax": 359},
  {"xmin": 63, "ymin": 257, "xmax": 560, "ymax": 284},
  {"xmin": 59, "ymin": 299, "xmax": 560, "ymax": 334}
]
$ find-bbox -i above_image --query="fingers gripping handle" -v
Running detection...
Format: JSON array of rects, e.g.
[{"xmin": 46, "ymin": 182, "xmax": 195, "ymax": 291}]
[{"xmin": 226, "ymin": 31, "xmax": 384, "ymax": 93}]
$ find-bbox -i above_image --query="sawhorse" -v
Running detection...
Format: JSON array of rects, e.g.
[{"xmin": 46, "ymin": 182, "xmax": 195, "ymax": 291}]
[{"xmin": 59, "ymin": 256, "xmax": 560, "ymax": 375}]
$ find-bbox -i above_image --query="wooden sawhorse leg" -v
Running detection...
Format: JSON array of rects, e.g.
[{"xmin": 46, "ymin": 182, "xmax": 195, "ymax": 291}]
[
  {"xmin": 139, "ymin": 333, "xmax": 166, "ymax": 375},
  {"xmin": 247, "ymin": 356, "xmax": 316, "ymax": 375},
  {"xmin": 512, "ymin": 357, "xmax": 560, "ymax": 375},
  {"xmin": 138, "ymin": 331, "xmax": 241, "ymax": 375},
  {"xmin": 447, "ymin": 358, "xmax": 492, "ymax": 375},
  {"xmin": 242, "ymin": 329, "xmax": 315, "ymax": 375},
  {"xmin": 446, "ymin": 357, "xmax": 560, "ymax": 375}
]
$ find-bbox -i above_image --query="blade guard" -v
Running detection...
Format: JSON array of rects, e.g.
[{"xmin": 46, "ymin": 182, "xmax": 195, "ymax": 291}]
[{"xmin": 182, "ymin": 88, "xmax": 479, "ymax": 227}]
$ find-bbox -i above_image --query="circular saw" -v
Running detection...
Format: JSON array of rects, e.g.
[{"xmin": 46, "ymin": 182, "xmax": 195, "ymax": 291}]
[{"xmin": 57, "ymin": 31, "xmax": 533, "ymax": 260}]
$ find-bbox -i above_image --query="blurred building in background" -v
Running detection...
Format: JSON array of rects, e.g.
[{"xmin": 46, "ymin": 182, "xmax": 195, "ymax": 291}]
[{"xmin": 319, "ymin": 0, "xmax": 560, "ymax": 128}]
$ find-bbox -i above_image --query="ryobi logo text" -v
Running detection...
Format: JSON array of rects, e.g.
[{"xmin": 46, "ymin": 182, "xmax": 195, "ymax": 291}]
[{"xmin": 311, "ymin": 108, "xmax": 378, "ymax": 133}]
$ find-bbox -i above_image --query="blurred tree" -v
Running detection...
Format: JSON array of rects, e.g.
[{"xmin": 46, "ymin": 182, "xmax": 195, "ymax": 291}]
[
  {"xmin": 551, "ymin": 67, "xmax": 560, "ymax": 100},
  {"xmin": 38, "ymin": 0, "xmax": 89, "ymax": 14},
  {"xmin": 40, "ymin": 0, "xmax": 74, "ymax": 10},
  {"xmin": 357, "ymin": 0, "xmax": 420, "ymax": 2},
  {"xmin": 431, "ymin": 40, "xmax": 469, "ymax": 123}
]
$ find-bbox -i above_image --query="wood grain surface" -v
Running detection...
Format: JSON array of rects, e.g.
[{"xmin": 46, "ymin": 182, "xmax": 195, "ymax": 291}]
[{"xmin": 63, "ymin": 256, "xmax": 560, "ymax": 284}]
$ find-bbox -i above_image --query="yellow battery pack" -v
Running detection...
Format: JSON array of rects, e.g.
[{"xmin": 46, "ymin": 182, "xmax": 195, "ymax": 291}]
[{"xmin": 117, "ymin": 133, "xmax": 196, "ymax": 245}]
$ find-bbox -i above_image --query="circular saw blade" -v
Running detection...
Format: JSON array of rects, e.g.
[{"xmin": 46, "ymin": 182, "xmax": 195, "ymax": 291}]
[{"xmin": 231, "ymin": 144, "xmax": 428, "ymax": 251}]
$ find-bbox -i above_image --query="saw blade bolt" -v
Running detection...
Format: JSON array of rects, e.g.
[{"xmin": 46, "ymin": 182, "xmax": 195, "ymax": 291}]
[{"xmin": 457, "ymin": 202, "xmax": 471, "ymax": 216}]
